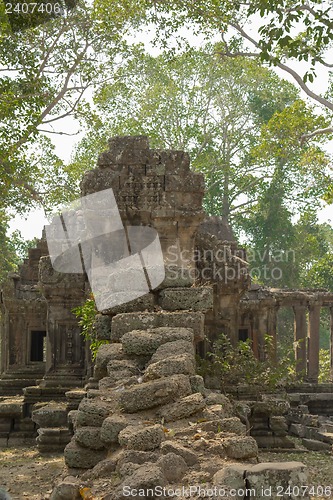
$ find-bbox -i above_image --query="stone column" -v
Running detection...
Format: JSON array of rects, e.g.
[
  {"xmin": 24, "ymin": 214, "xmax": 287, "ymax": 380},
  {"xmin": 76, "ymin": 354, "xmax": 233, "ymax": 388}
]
[
  {"xmin": 307, "ymin": 304, "xmax": 321, "ymax": 383},
  {"xmin": 330, "ymin": 307, "xmax": 333, "ymax": 380},
  {"xmin": 258, "ymin": 309, "xmax": 268, "ymax": 361},
  {"xmin": 293, "ymin": 304, "xmax": 307, "ymax": 378},
  {"xmin": 267, "ymin": 306, "xmax": 278, "ymax": 363}
]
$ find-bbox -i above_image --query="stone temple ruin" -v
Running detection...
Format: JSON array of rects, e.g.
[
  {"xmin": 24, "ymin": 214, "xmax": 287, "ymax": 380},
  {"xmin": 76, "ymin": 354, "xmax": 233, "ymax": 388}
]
[{"xmin": 0, "ymin": 136, "xmax": 333, "ymax": 498}]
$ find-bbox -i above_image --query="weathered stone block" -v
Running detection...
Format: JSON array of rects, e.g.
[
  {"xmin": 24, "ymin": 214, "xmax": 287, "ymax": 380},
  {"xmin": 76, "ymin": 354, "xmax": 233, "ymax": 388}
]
[
  {"xmin": 159, "ymin": 287, "xmax": 213, "ymax": 311},
  {"xmin": 118, "ymin": 464, "xmax": 165, "ymax": 497},
  {"xmin": 289, "ymin": 423, "xmax": 306, "ymax": 438},
  {"xmin": 160, "ymin": 441, "xmax": 198, "ymax": 466},
  {"xmin": 251, "ymin": 399, "xmax": 290, "ymax": 416},
  {"xmin": 118, "ymin": 424, "xmax": 164, "ymax": 451},
  {"xmin": 157, "ymin": 265, "xmax": 194, "ymax": 289},
  {"xmin": 74, "ymin": 426, "xmax": 105, "ymax": 451},
  {"xmin": 64, "ymin": 440, "xmax": 107, "ymax": 469},
  {"xmin": 213, "ymin": 465, "xmax": 246, "ymax": 499},
  {"xmin": 0, "ymin": 398, "xmax": 23, "ymax": 418},
  {"xmin": 202, "ymin": 417, "xmax": 246, "ymax": 435},
  {"xmin": 111, "ymin": 311, "xmax": 204, "ymax": 343},
  {"xmin": 246, "ymin": 462, "xmax": 309, "ymax": 499},
  {"xmin": 50, "ymin": 476, "xmax": 81, "ymax": 500},
  {"xmin": 100, "ymin": 415, "xmax": 128, "ymax": 445},
  {"xmin": 157, "ymin": 452, "xmax": 188, "ymax": 482},
  {"xmin": 254, "ymin": 435, "xmax": 295, "ymax": 449},
  {"xmin": 202, "ymin": 403, "xmax": 234, "ymax": 421},
  {"xmin": 119, "ymin": 374, "xmax": 192, "ymax": 413},
  {"xmin": 143, "ymin": 353, "xmax": 195, "ymax": 381},
  {"xmin": 32, "ymin": 403, "xmax": 67, "ymax": 427},
  {"xmin": 76, "ymin": 398, "xmax": 114, "ymax": 427},
  {"xmin": 302, "ymin": 438, "xmax": 331, "ymax": 452},
  {"xmin": 116, "ymin": 450, "xmax": 159, "ymax": 471},
  {"xmin": 223, "ymin": 435, "xmax": 258, "ymax": 460},
  {"xmin": 100, "ymin": 292, "xmax": 155, "ymax": 315},
  {"xmin": 301, "ymin": 414, "xmax": 319, "ymax": 427},
  {"xmin": 190, "ymin": 375, "xmax": 206, "ymax": 395},
  {"xmin": 158, "ymin": 393, "xmax": 205, "ymax": 422},
  {"xmin": 94, "ymin": 343, "xmax": 125, "ymax": 380},
  {"xmin": 94, "ymin": 314, "xmax": 111, "ymax": 340},
  {"xmin": 121, "ymin": 327, "xmax": 193, "ymax": 356},
  {"xmin": 269, "ymin": 416, "xmax": 288, "ymax": 434},
  {"xmin": 149, "ymin": 340, "xmax": 195, "ymax": 365}
]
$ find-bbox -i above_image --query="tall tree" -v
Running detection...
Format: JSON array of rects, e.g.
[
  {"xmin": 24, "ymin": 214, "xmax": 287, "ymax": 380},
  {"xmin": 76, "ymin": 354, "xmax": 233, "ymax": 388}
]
[
  {"xmin": 70, "ymin": 45, "xmax": 329, "ymax": 227},
  {"xmin": 0, "ymin": 0, "xmax": 146, "ymax": 213},
  {"xmin": 146, "ymin": 0, "xmax": 333, "ymax": 141}
]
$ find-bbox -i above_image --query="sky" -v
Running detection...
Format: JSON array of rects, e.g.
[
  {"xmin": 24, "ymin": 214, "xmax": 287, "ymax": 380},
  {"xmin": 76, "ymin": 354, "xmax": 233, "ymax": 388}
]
[{"xmin": 8, "ymin": 16, "xmax": 333, "ymax": 241}]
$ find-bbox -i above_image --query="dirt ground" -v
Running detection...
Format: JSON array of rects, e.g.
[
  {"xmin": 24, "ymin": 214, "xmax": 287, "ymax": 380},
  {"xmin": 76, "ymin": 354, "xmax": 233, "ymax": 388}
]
[
  {"xmin": 0, "ymin": 447, "xmax": 65, "ymax": 499},
  {"xmin": 0, "ymin": 440, "xmax": 332, "ymax": 499}
]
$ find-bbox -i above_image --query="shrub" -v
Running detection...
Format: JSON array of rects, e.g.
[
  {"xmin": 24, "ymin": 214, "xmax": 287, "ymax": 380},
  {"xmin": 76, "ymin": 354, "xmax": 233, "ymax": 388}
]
[
  {"xmin": 72, "ymin": 296, "xmax": 109, "ymax": 360},
  {"xmin": 197, "ymin": 333, "xmax": 297, "ymax": 392}
]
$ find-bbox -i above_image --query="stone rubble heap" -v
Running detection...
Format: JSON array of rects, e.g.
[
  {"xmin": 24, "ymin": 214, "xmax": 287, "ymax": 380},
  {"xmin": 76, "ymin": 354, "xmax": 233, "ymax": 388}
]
[
  {"xmin": 49, "ymin": 317, "xmax": 308, "ymax": 499},
  {"xmin": 288, "ymin": 402, "xmax": 333, "ymax": 452}
]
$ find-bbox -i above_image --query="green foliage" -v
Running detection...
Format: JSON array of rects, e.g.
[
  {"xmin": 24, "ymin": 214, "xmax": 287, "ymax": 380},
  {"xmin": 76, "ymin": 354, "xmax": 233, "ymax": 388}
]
[
  {"xmin": 197, "ymin": 333, "xmax": 297, "ymax": 392},
  {"xmin": 147, "ymin": 1, "xmax": 333, "ymax": 100},
  {"xmin": 0, "ymin": 0, "xmax": 141, "ymax": 214},
  {"xmin": 71, "ymin": 44, "xmax": 329, "ymax": 229},
  {"xmin": 319, "ymin": 349, "xmax": 332, "ymax": 383},
  {"xmin": 72, "ymin": 296, "xmax": 109, "ymax": 360},
  {"xmin": 0, "ymin": 212, "xmax": 38, "ymax": 284}
]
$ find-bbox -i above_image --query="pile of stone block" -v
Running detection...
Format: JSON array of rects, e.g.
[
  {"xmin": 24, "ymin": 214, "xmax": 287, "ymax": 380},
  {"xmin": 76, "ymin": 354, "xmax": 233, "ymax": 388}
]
[
  {"xmin": 57, "ymin": 312, "xmax": 260, "ymax": 498},
  {"xmin": 248, "ymin": 399, "xmax": 295, "ymax": 449},
  {"xmin": 213, "ymin": 462, "xmax": 309, "ymax": 500},
  {"xmin": 32, "ymin": 402, "xmax": 72, "ymax": 453},
  {"xmin": 0, "ymin": 397, "xmax": 36, "ymax": 447},
  {"xmin": 288, "ymin": 404, "xmax": 333, "ymax": 452}
]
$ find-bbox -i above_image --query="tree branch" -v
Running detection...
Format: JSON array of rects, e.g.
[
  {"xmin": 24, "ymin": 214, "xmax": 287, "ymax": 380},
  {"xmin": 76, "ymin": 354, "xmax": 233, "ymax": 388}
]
[
  {"xmin": 39, "ymin": 40, "xmax": 90, "ymax": 121},
  {"xmin": 300, "ymin": 126, "xmax": 333, "ymax": 144},
  {"xmin": 230, "ymin": 22, "xmax": 333, "ymax": 113},
  {"xmin": 37, "ymin": 129, "xmax": 80, "ymax": 136}
]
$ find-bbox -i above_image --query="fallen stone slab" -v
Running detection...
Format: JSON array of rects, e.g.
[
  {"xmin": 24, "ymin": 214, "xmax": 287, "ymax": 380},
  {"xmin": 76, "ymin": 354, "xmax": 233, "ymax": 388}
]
[
  {"xmin": 201, "ymin": 417, "xmax": 246, "ymax": 435},
  {"xmin": 118, "ymin": 424, "xmax": 164, "ymax": 451},
  {"xmin": 158, "ymin": 286, "xmax": 213, "ymax": 311},
  {"xmin": 213, "ymin": 464, "xmax": 247, "ymax": 500},
  {"xmin": 160, "ymin": 441, "xmax": 198, "ymax": 466},
  {"xmin": 158, "ymin": 392, "xmax": 205, "ymax": 422},
  {"xmin": 118, "ymin": 374, "xmax": 192, "ymax": 413},
  {"xmin": 118, "ymin": 464, "xmax": 165, "ymax": 499},
  {"xmin": 121, "ymin": 327, "xmax": 194, "ymax": 356},
  {"xmin": 246, "ymin": 462, "xmax": 309, "ymax": 500},
  {"xmin": 289, "ymin": 423, "xmax": 306, "ymax": 438},
  {"xmin": 302, "ymin": 438, "xmax": 331, "ymax": 452}
]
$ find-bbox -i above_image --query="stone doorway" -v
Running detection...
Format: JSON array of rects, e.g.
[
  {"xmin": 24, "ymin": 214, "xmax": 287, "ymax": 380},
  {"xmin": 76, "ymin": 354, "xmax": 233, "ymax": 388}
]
[
  {"xmin": 238, "ymin": 328, "xmax": 249, "ymax": 342},
  {"xmin": 30, "ymin": 330, "xmax": 46, "ymax": 362}
]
